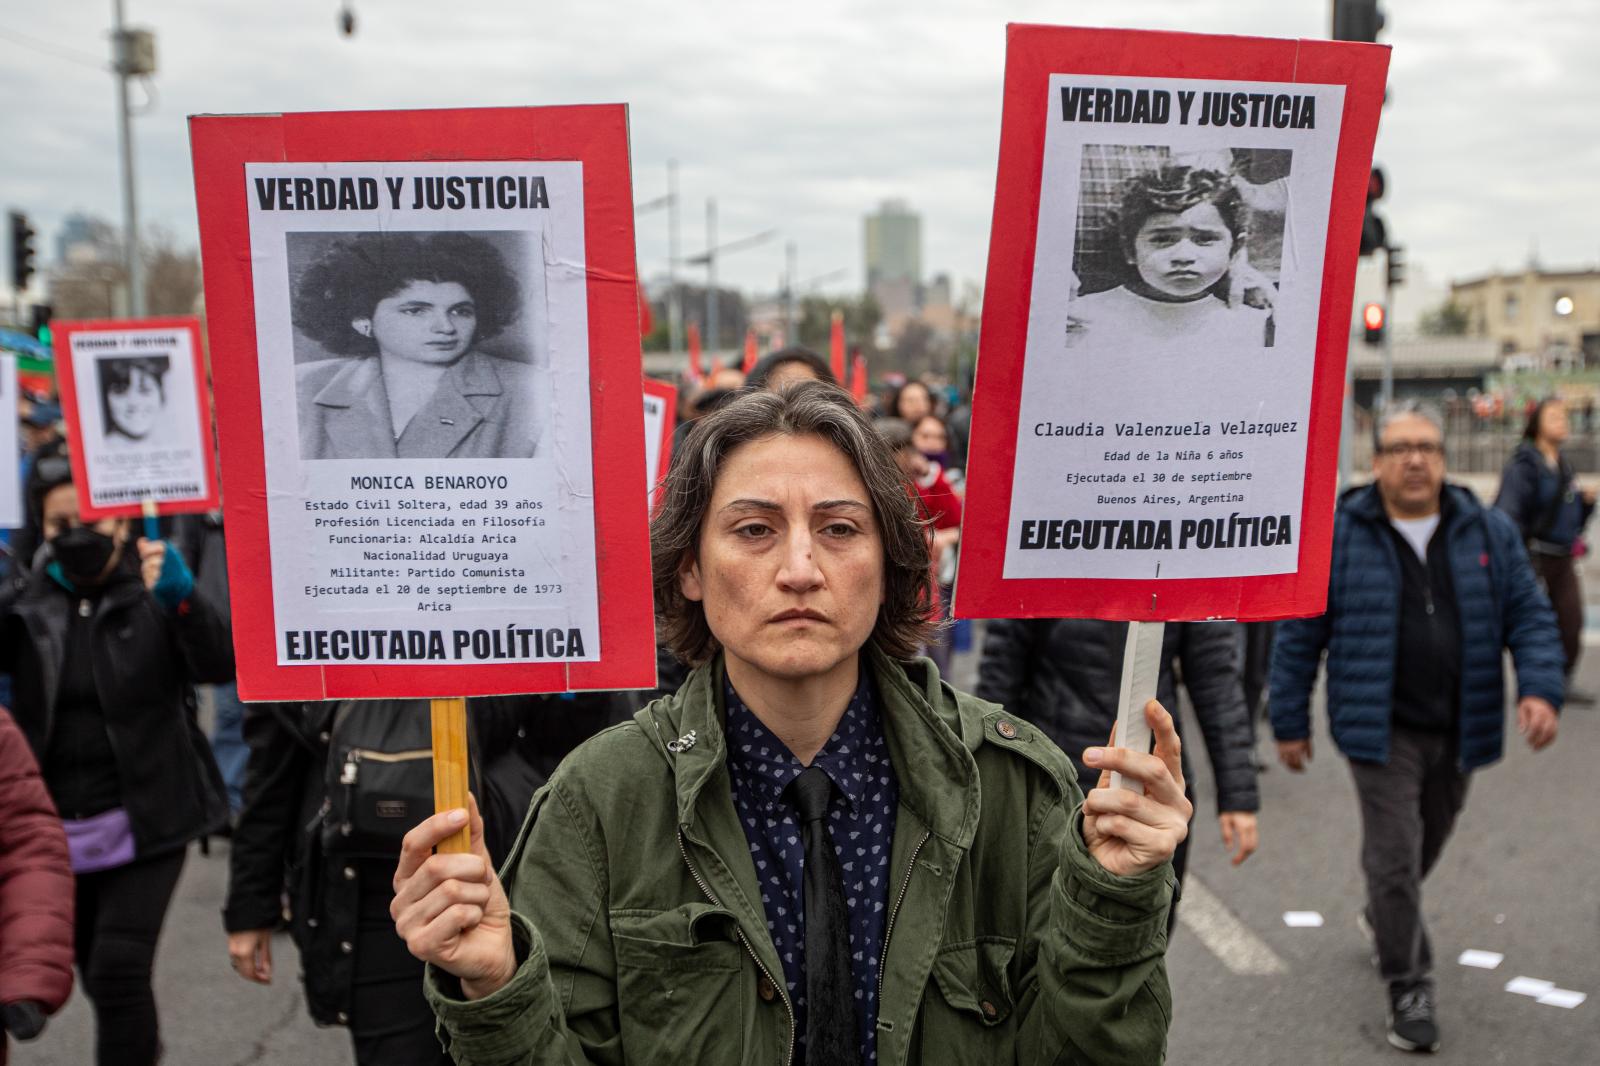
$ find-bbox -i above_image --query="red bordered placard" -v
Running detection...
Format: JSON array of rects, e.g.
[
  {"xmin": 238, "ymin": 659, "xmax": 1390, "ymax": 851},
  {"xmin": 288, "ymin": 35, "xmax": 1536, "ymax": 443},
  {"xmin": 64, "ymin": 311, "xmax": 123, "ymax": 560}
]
[
  {"xmin": 52, "ymin": 316, "xmax": 221, "ymax": 521},
  {"xmin": 190, "ymin": 105, "xmax": 655, "ymax": 699},
  {"xmin": 642, "ymin": 376, "xmax": 677, "ymax": 511},
  {"xmin": 955, "ymin": 26, "xmax": 1389, "ymax": 623}
]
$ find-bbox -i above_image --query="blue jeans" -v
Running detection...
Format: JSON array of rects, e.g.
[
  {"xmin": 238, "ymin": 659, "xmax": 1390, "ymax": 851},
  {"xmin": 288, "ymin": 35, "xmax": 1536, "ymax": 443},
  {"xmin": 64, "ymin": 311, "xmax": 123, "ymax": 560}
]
[{"xmin": 208, "ymin": 682, "xmax": 248, "ymax": 815}]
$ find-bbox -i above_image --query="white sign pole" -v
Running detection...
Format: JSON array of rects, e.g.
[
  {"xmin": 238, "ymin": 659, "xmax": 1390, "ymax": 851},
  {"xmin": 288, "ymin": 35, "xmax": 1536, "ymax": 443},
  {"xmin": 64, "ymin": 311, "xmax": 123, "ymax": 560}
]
[{"xmin": 1110, "ymin": 620, "xmax": 1165, "ymax": 793}]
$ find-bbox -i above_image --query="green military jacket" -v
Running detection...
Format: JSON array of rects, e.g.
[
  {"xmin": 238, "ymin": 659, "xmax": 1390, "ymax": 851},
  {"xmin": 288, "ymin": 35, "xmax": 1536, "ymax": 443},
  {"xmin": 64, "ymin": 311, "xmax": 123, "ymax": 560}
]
[{"xmin": 427, "ymin": 649, "xmax": 1175, "ymax": 1064}]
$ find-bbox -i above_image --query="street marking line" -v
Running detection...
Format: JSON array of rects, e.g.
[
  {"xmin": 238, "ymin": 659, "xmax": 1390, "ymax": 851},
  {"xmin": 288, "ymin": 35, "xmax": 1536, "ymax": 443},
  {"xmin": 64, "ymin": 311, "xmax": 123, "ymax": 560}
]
[
  {"xmin": 1283, "ymin": 911, "xmax": 1324, "ymax": 928},
  {"xmin": 1177, "ymin": 876, "xmax": 1288, "ymax": 976}
]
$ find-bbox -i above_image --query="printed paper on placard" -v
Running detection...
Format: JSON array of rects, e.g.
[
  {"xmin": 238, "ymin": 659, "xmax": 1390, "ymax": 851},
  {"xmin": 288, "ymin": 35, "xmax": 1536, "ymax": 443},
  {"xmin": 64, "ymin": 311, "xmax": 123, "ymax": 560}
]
[
  {"xmin": 1004, "ymin": 76, "xmax": 1344, "ymax": 583},
  {"xmin": 244, "ymin": 162, "xmax": 599, "ymax": 668}
]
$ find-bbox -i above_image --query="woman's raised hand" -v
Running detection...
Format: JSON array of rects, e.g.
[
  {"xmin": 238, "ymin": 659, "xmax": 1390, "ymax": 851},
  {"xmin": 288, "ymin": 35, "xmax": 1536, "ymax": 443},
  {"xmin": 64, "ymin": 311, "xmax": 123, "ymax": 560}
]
[
  {"xmin": 391, "ymin": 792, "xmax": 518, "ymax": 1000},
  {"xmin": 1079, "ymin": 701, "xmax": 1193, "ymax": 877}
]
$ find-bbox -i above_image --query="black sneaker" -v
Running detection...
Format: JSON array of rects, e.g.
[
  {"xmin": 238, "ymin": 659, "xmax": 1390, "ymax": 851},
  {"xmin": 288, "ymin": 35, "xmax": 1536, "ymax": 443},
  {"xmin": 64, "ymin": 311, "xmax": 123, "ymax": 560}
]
[{"xmin": 1387, "ymin": 984, "xmax": 1440, "ymax": 1053}]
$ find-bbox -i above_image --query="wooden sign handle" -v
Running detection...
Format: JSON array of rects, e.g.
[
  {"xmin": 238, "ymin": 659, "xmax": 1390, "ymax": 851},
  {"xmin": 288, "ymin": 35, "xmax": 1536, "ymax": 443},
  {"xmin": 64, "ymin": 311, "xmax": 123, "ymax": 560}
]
[{"xmin": 430, "ymin": 697, "xmax": 471, "ymax": 854}]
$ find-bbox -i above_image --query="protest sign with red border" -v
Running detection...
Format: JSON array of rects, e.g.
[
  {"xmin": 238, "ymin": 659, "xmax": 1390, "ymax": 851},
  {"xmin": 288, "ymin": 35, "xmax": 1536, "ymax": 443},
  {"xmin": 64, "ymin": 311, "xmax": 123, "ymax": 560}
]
[
  {"xmin": 190, "ymin": 105, "xmax": 654, "ymax": 700},
  {"xmin": 52, "ymin": 316, "xmax": 220, "ymax": 521},
  {"xmin": 642, "ymin": 376, "xmax": 677, "ymax": 510},
  {"xmin": 956, "ymin": 26, "xmax": 1389, "ymax": 623}
]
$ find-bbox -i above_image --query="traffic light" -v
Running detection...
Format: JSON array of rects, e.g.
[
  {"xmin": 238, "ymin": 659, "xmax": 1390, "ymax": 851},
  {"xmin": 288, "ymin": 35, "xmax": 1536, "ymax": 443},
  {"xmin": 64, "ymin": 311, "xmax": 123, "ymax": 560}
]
[
  {"xmin": 29, "ymin": 304, "xmax": 53, "ymax": 347},
  {"xmin": 1333, "ymin": 0, "xmax": 1385, "ymax": 43},
  {"xmin": 8, "ymin": 211, "xmax": 36, "ymax": 292},
  {"xmin": 1360, "ymin": 167, "xmax": 1387, "ymax": 257},
  {"xmin": 1386, "ymin": 245, "xmax": 1406, "ymax": 288},
  {"xmin": 1363, "ymin": 302, "xmax": 1386, "ymax": 345}
]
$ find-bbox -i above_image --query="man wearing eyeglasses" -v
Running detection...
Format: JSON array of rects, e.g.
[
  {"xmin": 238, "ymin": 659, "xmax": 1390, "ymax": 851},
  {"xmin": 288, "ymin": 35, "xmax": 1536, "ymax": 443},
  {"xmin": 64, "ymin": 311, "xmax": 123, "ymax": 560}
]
[{"xmin": 1269, "ymin": 400, "xmax": 1563, "ymax": 1055}]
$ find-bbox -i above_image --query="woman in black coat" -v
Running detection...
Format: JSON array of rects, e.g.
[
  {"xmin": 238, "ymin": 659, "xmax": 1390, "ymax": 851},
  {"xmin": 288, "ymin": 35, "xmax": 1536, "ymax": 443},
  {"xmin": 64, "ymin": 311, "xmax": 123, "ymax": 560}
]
[
  {"xmin": 0, "ymin": 445, "xmax": 232, "ymax": 1066},
  {"xmin": 976, "ymin": 617, "xmax": 1261, "ymax": 924},
  {"xmin": 222, "ymin": 693, "xmax": 633, "ymax": 1066},
  {"xmin": 1494, "ymin": 397, "xmax": 1595, "ymax": 697}
]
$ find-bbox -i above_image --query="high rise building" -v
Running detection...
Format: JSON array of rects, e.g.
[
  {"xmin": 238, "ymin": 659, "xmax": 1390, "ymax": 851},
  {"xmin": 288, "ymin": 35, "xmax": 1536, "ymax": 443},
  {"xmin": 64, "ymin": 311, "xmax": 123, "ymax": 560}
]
[{"xmin": 864, "ymin": 200, "xmax": 922, "ymax": 292}]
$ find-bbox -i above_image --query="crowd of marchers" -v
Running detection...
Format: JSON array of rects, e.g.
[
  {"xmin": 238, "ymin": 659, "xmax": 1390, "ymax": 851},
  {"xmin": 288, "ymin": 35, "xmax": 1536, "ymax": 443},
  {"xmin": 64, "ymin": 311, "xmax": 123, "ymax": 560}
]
[{"xmin": 0, "ymin": 356, "xmax": 1585, "ymax": 1064}]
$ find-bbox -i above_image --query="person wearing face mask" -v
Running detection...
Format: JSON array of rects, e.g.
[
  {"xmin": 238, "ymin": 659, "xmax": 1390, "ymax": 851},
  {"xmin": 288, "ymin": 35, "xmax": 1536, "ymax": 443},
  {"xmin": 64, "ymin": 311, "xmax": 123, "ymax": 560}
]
[{"xmin": 0, "ymin": 441, "xmax": 232, "ymax": 1066}]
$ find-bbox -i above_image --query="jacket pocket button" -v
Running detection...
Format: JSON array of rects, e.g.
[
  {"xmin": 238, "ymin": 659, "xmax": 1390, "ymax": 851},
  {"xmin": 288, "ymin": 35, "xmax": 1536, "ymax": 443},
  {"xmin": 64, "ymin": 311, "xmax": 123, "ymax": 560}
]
[
  {"xmin": 340, "ymin": 940, "xmax": 353, "ymax": 954},
  {"xmin": 980, "ymin": 1000, "xmax": 998, "ymax": 1021},
  {"xmin": 757, "ymin": 976, "xmax": 777, "ymax": 1003},
  {"xmin": 336, "ymin": 1011, "xmax": 349, "ymax": 1024},
  {"xmin": 343, "ymin": 866, "xmax": 357, "ymax": 880}
]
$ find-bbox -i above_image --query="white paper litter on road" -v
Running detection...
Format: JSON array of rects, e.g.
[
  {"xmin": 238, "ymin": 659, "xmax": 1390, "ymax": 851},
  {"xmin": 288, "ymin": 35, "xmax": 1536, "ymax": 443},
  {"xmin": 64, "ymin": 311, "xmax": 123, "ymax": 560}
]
[
  {"xmin": 1458, "ymin": 949, "xmax": 1504, "ymax": 970},
  {"xmin": 1282, "ymin": 911, "xmax": 1324, "ymax": 928},
  {"xmin": 1536, "ymin": 989, "xmax": 1586, "ymax": 1009},
  {"xmin": 1506, "ymin": 977, "xmax": 1556, "ymax": 997}
]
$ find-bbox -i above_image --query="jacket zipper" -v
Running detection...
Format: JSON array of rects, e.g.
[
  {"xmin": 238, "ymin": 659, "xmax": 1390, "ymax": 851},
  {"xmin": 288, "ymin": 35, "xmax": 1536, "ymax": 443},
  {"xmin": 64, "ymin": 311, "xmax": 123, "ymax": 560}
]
[
  {"xmin": 676, "ymin": 827, "xmax": 795, "ymax": 1066},
  {"xmin": 877, "ymin": 829, "xmax": 931, "ymax": 1009}
]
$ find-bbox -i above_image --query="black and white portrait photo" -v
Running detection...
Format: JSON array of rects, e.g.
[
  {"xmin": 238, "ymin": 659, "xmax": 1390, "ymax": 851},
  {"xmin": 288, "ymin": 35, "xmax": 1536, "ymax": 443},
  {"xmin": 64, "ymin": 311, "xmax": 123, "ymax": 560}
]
[
  {"xmin": 96, "ymin": 354, "xmax": 173, "ymax": 448},
  {"xmin": 288, "ymin": 229, "xmax": 546, "ymax": 461},
  {"xmin": 1065, "ymin": 145, "xmax": 1291, "ymax": 352}
]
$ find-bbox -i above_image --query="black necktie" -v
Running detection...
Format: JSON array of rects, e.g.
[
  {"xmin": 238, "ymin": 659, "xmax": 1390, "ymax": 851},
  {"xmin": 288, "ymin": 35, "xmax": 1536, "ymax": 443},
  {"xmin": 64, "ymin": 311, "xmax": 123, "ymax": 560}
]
[{"xmin": 790, "ymin": 765, "xmax": 862, "ymax": 1066}]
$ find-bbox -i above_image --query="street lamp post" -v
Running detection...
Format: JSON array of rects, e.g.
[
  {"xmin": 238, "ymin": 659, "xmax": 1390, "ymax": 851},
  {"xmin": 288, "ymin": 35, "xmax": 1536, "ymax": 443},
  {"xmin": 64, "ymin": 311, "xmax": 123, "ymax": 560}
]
[
  {"xmin": 683, "ymin": 201, "xmax": 777, "ymax": 355},
  {"xmin": 111, "ymin": 0, "xmax": 154, "ymax": 317},
  {"xmin": 706, "ymin": 199, "xmax": 718, "ymax": 351},
  {"xmin": 667, "ymin": 160, "xmax": 681, "ymax": 354}
]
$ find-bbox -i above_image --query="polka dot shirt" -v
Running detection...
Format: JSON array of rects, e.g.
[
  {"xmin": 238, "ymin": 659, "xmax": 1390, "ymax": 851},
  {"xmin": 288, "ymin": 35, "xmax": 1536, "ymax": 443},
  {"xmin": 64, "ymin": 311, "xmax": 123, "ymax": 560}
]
[{"xmin": 724, "ymin": 674, "xmax": 899, "ymax": 1065}]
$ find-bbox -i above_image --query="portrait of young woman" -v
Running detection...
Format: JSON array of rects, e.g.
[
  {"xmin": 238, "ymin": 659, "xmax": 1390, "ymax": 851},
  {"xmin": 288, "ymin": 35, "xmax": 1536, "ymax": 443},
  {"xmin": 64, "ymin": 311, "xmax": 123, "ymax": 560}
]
[
  {"xmin": 96, "ymin": 355, "xmax": 172, "ymax": 448},
  {"xmin": 290, "ymin": 230, "xmax": 542, "ymax": 461},
  {"xmin": 390, "ymin": 381, "xmax": 1190, "ymax": 1065}
]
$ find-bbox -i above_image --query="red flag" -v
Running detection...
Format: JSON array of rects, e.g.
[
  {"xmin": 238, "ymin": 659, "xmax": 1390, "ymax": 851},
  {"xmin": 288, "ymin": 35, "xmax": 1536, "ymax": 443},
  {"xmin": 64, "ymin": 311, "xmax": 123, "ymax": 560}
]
[
  {"xmin": 686, "ymin": 322, "xmax": 703, "ymax": 384},
  {"xmin": 850, "ymin": 351, "xmax": 868, "ymax": 404},
  {"xmin": 743, "ymin": 328, "xmax": 759, "ymax": 373},
  {"xmin": 637, "ymin": 284, "xmax": 654, "ymax": 338},
  {"xmin": 829, "ymin": 310, "xmax": 846, "ymax": 383}
]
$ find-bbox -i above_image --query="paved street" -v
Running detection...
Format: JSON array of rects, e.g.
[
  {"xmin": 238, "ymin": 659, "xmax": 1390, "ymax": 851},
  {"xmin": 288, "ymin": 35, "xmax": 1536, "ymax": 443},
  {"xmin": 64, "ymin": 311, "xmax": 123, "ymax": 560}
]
[
  {"xmin": 17, "ymin": 608, "xmax": 1600, "ymax": 1065},
  {"xmin": 1168, "ymin": 660, "xmax": 1600, "ymax": 1063}
]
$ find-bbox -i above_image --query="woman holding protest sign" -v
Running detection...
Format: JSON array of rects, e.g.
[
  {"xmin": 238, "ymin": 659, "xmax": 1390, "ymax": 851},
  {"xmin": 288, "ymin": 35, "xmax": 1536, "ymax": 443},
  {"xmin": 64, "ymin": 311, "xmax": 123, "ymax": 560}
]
[
  {"xmin": 391, "ymin": 382, "xmax": 1188, "ymax": 1065},
  {"xmin": 292, "ymin": 231, "xmax": 543, "ymax": 461},
  {"xmin": 0, "ymin": 442, "xmax": 232, "ymax": 1066}
]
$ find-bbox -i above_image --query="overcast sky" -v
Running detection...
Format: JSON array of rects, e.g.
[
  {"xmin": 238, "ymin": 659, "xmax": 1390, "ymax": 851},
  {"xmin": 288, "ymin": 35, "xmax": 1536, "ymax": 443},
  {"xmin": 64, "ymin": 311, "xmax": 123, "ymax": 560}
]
[{"xmin": 3, "ymin": 0, "xmax": 1596, "ymax": 301}]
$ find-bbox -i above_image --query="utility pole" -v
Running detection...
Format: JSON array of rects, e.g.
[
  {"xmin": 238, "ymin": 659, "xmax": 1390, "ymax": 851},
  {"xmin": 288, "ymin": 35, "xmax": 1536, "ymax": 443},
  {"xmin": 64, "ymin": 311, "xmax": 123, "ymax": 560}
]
[
  {"xmin": 785, "ymin": 241, "xmax": 798, "ymax": 343},
  {"xmin": 112, "ymin": 0, "xmax": 154, "ymax": 317},
  {"xmin": 684, "ymin": 201, "xmax": 777, "ymax": 356},
  {"xmin": 667, "ymin": 160, "xmax": 681, "ymax": 354},
  {"xmin": 705, "ymin": 199, "xmax": 718, "ymax": 352}
]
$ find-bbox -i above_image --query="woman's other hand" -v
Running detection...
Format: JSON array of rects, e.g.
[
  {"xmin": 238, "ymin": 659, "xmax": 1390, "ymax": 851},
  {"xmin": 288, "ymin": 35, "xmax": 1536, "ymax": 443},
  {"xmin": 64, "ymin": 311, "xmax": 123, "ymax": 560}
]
[
  {"xmin": 391, "ymin": 792, "xmax": 516, "ymax": 1000},
  {"xmin": 227, "ymin": 929, "xmax": 274, "ymax": 984},
  {"xmin": 1080, "ymin": 700, "xmax": 1193, "ymax": 877}
]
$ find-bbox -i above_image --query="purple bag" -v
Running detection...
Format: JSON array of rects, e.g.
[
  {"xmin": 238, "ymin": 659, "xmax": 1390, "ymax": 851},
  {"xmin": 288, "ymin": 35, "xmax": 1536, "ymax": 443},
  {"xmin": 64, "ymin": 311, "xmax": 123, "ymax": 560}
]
[{"xmin": 63, "ymin": 808, "xmax": 137, "ymax": 873}]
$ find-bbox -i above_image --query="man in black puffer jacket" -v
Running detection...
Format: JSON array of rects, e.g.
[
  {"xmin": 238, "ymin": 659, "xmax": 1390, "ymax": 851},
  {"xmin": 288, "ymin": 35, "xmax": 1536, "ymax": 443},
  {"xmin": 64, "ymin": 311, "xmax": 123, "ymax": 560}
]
[{"xmin": 976, "ymin": 617, "xmax": 1260, "ymax": 927}]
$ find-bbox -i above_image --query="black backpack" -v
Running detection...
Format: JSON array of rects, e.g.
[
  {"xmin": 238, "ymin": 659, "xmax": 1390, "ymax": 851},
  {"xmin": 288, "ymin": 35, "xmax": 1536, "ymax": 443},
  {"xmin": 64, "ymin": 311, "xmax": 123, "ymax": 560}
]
[{"xmin": 317, "ymin": 700, "xmax": 481, "ymax": 860}]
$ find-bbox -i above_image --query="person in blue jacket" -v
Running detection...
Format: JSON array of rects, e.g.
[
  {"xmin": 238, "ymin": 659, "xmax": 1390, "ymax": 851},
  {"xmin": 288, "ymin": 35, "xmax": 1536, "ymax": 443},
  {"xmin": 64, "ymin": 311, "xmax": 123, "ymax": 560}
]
[{"xmin": 1269, "ymin": 400, "xmax": 1563, "ymax": 1057}]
